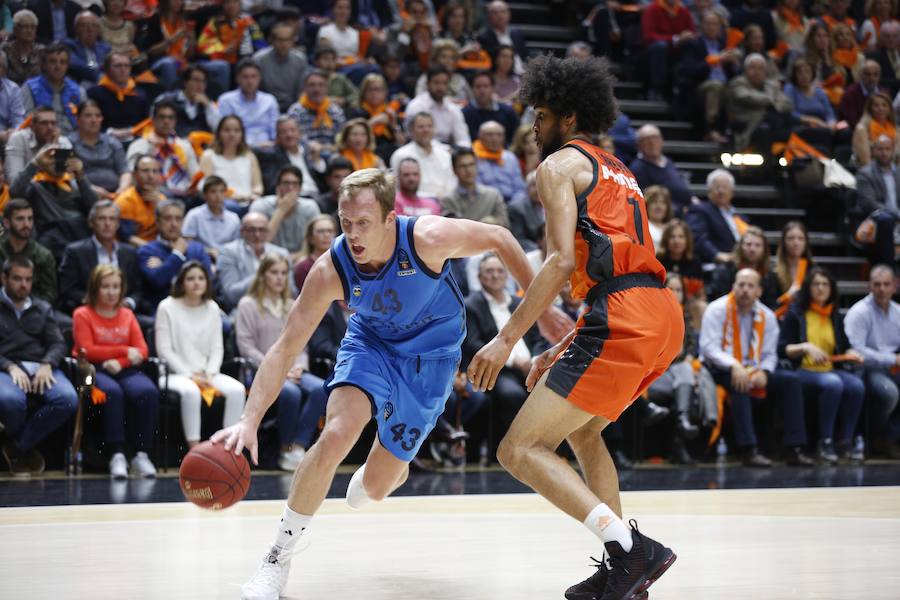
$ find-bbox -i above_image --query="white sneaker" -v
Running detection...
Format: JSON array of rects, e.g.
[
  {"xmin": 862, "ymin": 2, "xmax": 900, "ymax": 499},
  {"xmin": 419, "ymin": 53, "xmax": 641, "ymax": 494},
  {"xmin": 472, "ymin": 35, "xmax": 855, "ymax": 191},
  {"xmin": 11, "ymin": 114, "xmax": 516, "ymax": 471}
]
[
  {"xmin": 278, "ymin": 447, "xmax": 306, "ymax": 471},
  {"xmin": 130, "ymin": 451, "xmax": 157, "ymax": 478},
  {"xmin": 241, "ymin": 549, "xmax": 292, "ymax": 600},
  {"xmin": 109, "ymin": 452, "xmax": 128, "ymax": 480}
]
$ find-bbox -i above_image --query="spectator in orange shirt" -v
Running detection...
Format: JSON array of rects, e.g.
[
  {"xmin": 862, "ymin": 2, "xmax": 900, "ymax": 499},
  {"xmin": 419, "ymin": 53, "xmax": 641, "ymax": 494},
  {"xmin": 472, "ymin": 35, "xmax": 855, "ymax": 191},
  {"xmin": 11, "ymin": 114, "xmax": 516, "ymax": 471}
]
[
  {"xmin": 115, "ymin": 155, "xmax": 166, "ymax": 246},
  {"xmin": 72, "ymin": 264, "xmax": 159, "ymax": 479}
]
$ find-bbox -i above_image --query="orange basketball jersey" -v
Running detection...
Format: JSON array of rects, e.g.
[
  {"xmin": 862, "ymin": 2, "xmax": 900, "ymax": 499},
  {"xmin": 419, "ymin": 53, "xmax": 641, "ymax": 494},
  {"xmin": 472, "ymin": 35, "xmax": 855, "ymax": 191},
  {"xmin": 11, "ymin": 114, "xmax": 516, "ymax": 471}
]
[{"xmin": 564, "ymin": 139, "xmax": 667, "ymax": 301}]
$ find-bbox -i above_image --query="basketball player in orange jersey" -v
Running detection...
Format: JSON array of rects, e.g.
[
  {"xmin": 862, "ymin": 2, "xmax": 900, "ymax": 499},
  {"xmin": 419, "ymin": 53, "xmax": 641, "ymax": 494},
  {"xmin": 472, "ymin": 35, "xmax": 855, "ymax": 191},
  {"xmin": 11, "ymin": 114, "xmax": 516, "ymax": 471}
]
[{"xmin": 468, "ymin": 55, "xmax": 685, "ymax": 600}]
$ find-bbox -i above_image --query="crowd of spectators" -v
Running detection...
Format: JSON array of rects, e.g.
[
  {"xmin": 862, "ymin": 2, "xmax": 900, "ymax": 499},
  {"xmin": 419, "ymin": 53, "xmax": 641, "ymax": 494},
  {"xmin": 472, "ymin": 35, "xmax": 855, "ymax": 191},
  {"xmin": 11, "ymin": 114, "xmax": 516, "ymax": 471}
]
[{"xmin": 0, "ymin": 0, "xmax": 899, "ymax": 481}]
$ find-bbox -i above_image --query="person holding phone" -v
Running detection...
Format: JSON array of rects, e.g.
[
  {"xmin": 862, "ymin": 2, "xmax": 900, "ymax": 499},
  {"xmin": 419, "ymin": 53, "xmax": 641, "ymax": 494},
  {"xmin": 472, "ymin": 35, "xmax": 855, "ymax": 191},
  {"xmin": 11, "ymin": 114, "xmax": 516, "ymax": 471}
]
[{"xmin": 8, "ymin": 141, "xmax": 98, "ymax": 259}]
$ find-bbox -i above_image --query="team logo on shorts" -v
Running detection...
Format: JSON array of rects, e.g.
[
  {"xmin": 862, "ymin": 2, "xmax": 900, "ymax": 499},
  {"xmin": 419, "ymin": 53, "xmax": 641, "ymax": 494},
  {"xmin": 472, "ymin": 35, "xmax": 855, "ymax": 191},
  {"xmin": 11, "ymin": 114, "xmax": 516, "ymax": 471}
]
[
  {"xmin": 383, "ymin": 402, "xmax": 394, "ymax": 421},
  {"xmin": 397, "ymin": 249, "xmax": 416, "ymax": 276}
]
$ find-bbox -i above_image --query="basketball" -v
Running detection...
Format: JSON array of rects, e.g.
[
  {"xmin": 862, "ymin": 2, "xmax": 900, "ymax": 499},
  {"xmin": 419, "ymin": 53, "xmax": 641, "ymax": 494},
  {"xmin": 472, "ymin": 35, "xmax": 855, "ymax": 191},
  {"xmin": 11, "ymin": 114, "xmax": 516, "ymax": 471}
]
[{"xmin": 179, "ymin": 441, "xmax": 250, "ymax": 510}]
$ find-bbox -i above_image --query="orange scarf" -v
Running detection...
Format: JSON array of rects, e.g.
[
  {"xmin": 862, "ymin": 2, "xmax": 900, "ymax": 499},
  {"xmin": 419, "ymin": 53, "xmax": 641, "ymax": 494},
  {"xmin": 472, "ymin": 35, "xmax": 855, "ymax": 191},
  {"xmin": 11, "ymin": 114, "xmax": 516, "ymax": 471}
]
[
  {"xmin": 361, "ymin": 100, "xmax": 399, "ymax": 139},
  {"xmin": 161, "ymin": 16, "xmax": 187, "ymax": 60},
  {"xmin": 33, "ymin": 171, "xmax": 74, "ymax": 192},
  {"xmin": 775, "ymin": 257, "xmax": 808, "ymax": 318},
  {"xmin": 870, "ymin": 117, "xmax": 897, "ymax": 141},
  {"xmin": 823, "ymin": 15, "xmax": 856, "ymax": 30},
  {"xmin": 98, "ymin": 74, "xmax": 137, "ymax": 102},
  {"xmin": 300, "ymin": 94, "xmax": 333, "ymax": 129},
  {"xmin": 473, "ymin": 139, "xmax": 504, "ymax": 164},
  {"xmin": 723, "ymin": 292, "xmax": 767, "ymax": 398},
  {"xmin": 656, "ymin": 0, "xmax": 683, "ymax": 18},
  {"xmin": 733, "ymin": 214, "xmax": 749, "ymax": 237},
  {"xmin": 0, "ymin": 185, "xmax": 8, "ymax": 213},
  {"xmin": 808, "ymin": 301, "xmax": 833, "ymax": 318},
  {"xmin": 340, "ymin": 148, "xmax": 378, "ymax": 171},
  {"xmin": 779, "ymin": 7, "xmax": 805, "ymax": 31},
  {"xmin": 832, "ymin": 47, "xmax": 860, "ymax": 69},
  {"xmin": 195, "ymin": 380, "xmax": 222, "ymax": 407}
]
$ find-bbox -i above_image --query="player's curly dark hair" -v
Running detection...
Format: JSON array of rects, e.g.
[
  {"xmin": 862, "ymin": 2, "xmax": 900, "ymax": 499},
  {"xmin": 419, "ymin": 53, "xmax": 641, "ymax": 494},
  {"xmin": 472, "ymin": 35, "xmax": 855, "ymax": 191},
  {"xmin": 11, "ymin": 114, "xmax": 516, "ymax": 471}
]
[{"xmin": 518, "ymin": 54, "xmax": 618, "ymax": 134}]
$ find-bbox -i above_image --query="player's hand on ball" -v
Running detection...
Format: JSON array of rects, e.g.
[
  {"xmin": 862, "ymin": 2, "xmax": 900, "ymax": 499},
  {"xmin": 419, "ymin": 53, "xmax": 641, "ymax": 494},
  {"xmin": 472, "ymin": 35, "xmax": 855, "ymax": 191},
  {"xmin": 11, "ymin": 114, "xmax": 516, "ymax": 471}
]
[
  {"xmin": 468, "ymin": 336, "xmax": 512, "ymax": 392},
  {"xmin": 211, "ymin": 420, "xmax": 260, "ymax": 466},
  {"xmin": 537, "ymin": 306, "xmax": 575, "ymax": 344}
]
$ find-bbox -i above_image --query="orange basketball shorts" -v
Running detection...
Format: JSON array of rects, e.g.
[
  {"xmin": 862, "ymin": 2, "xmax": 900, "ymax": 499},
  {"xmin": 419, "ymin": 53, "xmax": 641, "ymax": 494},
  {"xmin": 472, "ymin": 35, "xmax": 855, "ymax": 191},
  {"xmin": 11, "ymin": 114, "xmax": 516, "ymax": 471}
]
[{"xmin": 545, "ymin": 283, "xmax": 684, "ymax": 421}]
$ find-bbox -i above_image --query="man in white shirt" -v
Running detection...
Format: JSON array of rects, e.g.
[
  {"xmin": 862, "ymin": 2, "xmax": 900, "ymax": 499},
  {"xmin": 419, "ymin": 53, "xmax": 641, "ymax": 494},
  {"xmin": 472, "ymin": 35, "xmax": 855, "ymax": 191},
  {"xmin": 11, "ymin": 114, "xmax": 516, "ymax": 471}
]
[
  {"xmin": 404, "ymin": 65, "xmax": 471, "ymax": 147},
  {"xmin": 390, "ymin": 112, "xmax": 456, "ymax": 199}
]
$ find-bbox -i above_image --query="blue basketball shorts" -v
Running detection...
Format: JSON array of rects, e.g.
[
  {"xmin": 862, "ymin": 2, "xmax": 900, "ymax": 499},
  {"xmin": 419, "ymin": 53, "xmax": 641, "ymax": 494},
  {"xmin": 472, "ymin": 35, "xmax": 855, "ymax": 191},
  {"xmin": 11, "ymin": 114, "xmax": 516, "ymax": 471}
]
[{"xmin": 324, "ymin": 337, "xmax": 461, "ymax": 462}]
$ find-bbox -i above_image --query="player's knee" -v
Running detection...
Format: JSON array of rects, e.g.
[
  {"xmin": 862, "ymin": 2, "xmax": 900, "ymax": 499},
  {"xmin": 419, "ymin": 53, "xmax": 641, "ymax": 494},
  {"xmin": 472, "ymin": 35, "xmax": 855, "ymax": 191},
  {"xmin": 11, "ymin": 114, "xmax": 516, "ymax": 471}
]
[
  {"xmin": 496, "ymin": 434, "xmax": 526, "ymax": 475},
  {"xmin": 362, "ymin": 469, "xmax": 400, "ymax": 501},
  {"xmin": 316, "ymin": 424, "xmax": 360, "ymax": 464}
]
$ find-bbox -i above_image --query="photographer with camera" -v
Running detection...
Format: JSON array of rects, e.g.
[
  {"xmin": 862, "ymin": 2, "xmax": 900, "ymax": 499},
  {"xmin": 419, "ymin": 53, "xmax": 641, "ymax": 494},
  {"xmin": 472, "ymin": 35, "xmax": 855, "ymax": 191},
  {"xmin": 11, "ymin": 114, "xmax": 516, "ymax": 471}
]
[{"xmin": 9, "ymin": 138, "xmax": 98, "ymax": 260}]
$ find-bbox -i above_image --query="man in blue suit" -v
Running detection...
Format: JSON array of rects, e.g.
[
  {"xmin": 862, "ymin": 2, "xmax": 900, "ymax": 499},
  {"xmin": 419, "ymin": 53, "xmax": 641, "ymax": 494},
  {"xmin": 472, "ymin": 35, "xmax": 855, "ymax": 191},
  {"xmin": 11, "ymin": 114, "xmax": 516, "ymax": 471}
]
[
  {"xmin": 686, "ymin": 168, "xmax": 749, "ymax": 263},
  {"xmin": 137, "ymin": 199, "xmax": 211, "ymax": 306}
]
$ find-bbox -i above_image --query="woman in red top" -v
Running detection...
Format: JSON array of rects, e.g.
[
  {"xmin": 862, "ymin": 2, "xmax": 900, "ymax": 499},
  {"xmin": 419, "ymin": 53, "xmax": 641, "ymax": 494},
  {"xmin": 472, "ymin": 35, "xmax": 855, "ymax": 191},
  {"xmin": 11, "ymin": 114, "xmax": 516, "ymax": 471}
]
[{"xmin": 72, "ymin": 264, "xmax": 159, "ymax": 479}]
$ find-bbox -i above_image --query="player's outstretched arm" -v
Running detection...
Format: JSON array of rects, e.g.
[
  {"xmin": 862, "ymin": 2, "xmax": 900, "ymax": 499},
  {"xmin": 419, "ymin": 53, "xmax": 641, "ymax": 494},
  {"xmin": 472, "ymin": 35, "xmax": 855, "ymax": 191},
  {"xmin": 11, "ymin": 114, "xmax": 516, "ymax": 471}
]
[
  {"xmin": 414, "ymin": 214, "xmax": 536, "ymax": 293},
  {"xmin": 468, "ymin": 151, "xmax": 580, "ymax": 391},
  {"xmin": 211, "ymin": 254, "xmax": 342, "ymax": 463}
]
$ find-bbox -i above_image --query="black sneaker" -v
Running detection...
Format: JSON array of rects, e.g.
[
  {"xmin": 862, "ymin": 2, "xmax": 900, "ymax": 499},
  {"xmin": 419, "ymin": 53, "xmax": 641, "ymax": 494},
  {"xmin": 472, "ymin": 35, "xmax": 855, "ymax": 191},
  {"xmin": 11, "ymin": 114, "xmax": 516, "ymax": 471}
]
[
  {"xmin": 817, "ymin": 438, "xmax": 838, "ymax": 465},
  {"xmin": 564, "ymin": 556, "xmax": 648, "ymax": 600},
  {"xmin": 600, "ymin": 520, "xmax": 676, "ymax": 600}
]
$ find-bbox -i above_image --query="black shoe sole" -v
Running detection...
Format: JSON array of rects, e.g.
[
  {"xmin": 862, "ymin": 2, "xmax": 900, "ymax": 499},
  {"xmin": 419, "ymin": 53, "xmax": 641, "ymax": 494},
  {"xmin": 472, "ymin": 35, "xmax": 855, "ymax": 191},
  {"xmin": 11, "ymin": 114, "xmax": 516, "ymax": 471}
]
[
  {"xmin": 564, "ymin": 591, "xmax": 648, "ymax": 600},
  {"xmin": 625, "ymin": 549, "xmax": 677, "ymax": 600}
]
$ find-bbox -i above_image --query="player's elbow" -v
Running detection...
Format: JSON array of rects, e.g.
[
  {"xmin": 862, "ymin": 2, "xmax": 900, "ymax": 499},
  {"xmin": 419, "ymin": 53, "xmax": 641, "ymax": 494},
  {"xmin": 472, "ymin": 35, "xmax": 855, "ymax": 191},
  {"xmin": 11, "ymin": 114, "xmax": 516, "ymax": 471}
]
[{"xmin": 548, "ymin": 251, "xmax": 576, "ymax": 279}]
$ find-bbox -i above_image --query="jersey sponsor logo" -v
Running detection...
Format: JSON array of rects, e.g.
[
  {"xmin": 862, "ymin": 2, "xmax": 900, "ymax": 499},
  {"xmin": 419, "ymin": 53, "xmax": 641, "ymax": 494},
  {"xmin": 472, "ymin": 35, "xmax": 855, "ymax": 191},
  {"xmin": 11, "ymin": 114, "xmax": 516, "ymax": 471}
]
[
  {"xmin": 397, "ymin": 249, "xmax": 416, "ymax": 276},
  {"xmin": 383, "ymin": 401, "xmax": 394, "ymax": 421}
]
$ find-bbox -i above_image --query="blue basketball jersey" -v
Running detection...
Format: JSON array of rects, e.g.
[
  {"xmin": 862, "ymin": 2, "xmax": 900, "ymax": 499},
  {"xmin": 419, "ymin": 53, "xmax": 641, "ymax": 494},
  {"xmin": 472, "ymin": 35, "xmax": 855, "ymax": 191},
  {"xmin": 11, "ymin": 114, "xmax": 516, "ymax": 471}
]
[{"xmin": 330, "ymin": 216, "xmax": 466, "ymax": 358}]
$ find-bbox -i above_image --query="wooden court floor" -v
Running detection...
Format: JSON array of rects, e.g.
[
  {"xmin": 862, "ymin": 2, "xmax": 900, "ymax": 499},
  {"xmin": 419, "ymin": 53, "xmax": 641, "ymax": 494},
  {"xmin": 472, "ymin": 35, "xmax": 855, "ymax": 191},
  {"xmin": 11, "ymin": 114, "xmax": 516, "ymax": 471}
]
[{"xmin": 1, "ymin": 486, "xmax": 899, "ymax": 599}]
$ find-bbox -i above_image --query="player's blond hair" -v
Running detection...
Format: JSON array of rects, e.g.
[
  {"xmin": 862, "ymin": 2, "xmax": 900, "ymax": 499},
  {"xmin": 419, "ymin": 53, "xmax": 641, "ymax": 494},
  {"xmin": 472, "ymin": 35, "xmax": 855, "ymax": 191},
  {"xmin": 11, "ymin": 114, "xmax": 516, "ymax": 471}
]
[{"xmin": 339, "ymin": 168, "xmax": 396, "ymax": 220}]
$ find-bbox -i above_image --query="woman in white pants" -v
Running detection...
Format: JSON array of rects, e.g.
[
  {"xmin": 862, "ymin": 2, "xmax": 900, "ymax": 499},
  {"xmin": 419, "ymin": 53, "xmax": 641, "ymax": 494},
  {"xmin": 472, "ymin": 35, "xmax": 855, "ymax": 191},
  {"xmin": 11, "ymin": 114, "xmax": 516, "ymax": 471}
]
[{"xmin": 155, "ymin": 261, "xmax": 245, "ymax": 447}]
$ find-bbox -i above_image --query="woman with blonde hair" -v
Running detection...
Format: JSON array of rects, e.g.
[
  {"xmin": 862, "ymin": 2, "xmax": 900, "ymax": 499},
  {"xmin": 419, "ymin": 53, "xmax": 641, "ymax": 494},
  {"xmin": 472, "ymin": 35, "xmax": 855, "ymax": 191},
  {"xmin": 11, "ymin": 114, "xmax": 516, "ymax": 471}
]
[
  {"xmin": 510, "ymin": 123, "xmax": 540, "ymax": 177},
  {"xmin": 774, "ymin": 221, "xmax": 815, "ymax": 319},
  {"xmin": 709, "ymin": 225, "xmax": 782, "ymax": 308},
  {"xmin": 155, "ymin": 261, "xmax": 246, "ymax": 448},
  {"xmin": 347, "ymin": 73, "xmax": 406, "ymax": 161},
  {"xmin": 199, "ymin": 115, "xmax": 264, "ymax": 212},
  {"xmin": 644, "ymin": 185, "xmax": 674, "ymax": 247},
  {"xmin": 235, "ymin": 253, "xmax": 328, "ymax": 470},
  {"xmin": 415, "ymin": 38, "xmax": 474, "ymax": 103},
  {"xmin": 72, "ymin": 264, "xmax": 159, "ymax": 478},
  {"xmin": 831, "ymin": 22, "xmax": 865, "ymax": 82},
  {"xmin": 336, "ymin": 118, "xmax": 386, "ymax": 172},
  {"xmin": 852, "ymin": 92, "xmax": 898, "ymax": 164},
  {"xmin": 293, "ymin": 214, "xmax": 337, "ymax": 292}
]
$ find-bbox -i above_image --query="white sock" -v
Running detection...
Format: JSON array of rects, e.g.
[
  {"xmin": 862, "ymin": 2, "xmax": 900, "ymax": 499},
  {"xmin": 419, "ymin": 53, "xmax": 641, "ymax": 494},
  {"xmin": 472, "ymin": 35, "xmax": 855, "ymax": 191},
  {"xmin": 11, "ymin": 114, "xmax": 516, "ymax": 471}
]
[
  {"xmin": 346, "ymin": 464, "xmax": 374, "ymax": 509},
  {"xmin": 583, "ymin": 503, "xmax": 633, "ymax": 552},
  {"xmin": 270, "ymin": 505, "xmax": 311, "ymax": 558}
]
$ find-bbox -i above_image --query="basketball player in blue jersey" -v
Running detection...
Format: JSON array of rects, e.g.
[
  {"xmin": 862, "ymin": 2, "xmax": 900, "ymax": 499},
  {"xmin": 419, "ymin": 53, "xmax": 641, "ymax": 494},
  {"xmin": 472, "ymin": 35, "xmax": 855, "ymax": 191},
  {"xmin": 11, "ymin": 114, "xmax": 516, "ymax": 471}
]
[{"xmin": 212, "ymin": 168, "xmax": 572, "ymax": 600}]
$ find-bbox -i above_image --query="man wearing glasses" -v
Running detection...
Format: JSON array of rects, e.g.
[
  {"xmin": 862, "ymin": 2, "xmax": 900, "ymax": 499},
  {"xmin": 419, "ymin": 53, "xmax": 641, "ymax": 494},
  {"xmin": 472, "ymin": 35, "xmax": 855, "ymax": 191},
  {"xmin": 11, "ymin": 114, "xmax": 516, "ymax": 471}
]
[
  {"xmin": 254, "ymin": 21, "xmax": 308, "ymax": 113},
  {"xmin": 217, "ymin": 210, "xmax": 292, "ymax": 311}
]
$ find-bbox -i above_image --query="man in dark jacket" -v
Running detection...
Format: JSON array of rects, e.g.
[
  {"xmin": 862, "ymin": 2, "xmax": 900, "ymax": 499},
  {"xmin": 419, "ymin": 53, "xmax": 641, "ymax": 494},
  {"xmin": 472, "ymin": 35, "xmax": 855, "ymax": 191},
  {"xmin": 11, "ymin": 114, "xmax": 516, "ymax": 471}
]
[
  {"xmin": 9, "ymin": 143, "xmax": 98, "ymax": 259},
  {"xmin": 461, "ymin": 254, "xmax": 547, "ymax": 438},
  {"xmin": 507, "ymin": 172, "xmax": 544, "ymax": 252},
  {"xmin": 57, "ymin": 199, "xmax": 148, "ymax": 316},
  {"xmin": 855, "ymin": 134, "xmax": 900, "ymax": 265},
  {"xmin": 686, "ymin": 168, "xmax": 748, "ymax": 263},
  {"xmin": 0, "ymin": 255, "xmax": 78, "ymax": 476}
]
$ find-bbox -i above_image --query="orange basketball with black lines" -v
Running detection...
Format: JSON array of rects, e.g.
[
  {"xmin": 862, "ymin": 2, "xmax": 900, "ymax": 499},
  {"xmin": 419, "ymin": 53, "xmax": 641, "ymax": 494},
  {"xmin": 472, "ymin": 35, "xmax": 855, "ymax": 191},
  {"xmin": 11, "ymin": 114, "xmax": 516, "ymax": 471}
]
[{"xmin": 179, "ymin": 441, "xmax": 250, "ymax": 510}]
